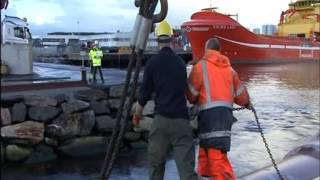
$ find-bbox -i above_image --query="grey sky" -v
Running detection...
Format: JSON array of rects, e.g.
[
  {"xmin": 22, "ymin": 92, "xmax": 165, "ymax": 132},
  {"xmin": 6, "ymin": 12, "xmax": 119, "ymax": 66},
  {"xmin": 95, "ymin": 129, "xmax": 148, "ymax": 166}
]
[{"xmin": 1, "ymin": 0, "xmax": 290, "ymax": 35}]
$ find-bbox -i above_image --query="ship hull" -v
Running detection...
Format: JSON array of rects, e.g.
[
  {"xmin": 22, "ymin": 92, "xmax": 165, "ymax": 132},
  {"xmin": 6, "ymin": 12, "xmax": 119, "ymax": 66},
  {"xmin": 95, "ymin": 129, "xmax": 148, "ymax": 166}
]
[{"xmin": 182, "ymin": 11, "xmax": 320, "ymax": 63}]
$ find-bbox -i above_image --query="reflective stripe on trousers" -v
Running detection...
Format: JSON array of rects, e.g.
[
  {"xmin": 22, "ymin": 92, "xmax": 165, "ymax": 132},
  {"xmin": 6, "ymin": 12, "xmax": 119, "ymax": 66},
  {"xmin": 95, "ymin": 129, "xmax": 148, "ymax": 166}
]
[
  {"xmin": 199, "ymin": 130, "xmax": 231, "ymax": 140},
  {"xmin": 199, "ymin": 101, "xmax": 233, "ymax": 111}
]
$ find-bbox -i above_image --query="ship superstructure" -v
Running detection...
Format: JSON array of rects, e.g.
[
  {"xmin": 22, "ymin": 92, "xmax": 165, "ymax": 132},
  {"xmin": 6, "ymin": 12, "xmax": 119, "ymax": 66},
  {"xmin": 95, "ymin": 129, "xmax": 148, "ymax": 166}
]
[{"xmin": 278, "ymin": 0, "xmax": 320, "ymax": 39}]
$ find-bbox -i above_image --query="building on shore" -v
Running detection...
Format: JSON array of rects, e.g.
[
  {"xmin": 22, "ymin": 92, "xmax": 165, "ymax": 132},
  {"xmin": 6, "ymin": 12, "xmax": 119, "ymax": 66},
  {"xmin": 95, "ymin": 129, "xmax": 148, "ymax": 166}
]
[
  {"xmin": 33, "ymin": 31, "xmax": 158, "ymax": 52},
  {"xmin": 252, "ymin": 28, "xmax": 260, "ymax": 34},
  {"xmin": 262, "ymin": 24, "xmax": 277, "ymax": 35}
]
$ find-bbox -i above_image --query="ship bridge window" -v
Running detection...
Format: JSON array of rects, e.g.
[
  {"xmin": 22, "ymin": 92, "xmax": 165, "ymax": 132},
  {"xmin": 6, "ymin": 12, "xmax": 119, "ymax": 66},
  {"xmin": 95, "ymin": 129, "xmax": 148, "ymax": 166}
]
[
  {"xmin": 14, "ymin": 27, "xmax": 26, "ymax": 39},
  {"xmin": 297, "ymin": 33, "xmax": 306, "ymax": 38}
]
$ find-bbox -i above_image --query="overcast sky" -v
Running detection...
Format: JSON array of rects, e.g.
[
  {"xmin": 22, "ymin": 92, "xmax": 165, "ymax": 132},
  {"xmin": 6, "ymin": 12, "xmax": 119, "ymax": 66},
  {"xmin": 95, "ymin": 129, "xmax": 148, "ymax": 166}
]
[{"xmin": 1, "ymin": 0, "xmax": 290, "ymax": 35}]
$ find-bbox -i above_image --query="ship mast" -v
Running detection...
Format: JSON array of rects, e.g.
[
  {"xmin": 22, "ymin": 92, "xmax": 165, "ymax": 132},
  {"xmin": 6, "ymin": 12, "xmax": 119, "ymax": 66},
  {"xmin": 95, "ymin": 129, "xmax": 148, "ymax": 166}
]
[{"xmin": 203, "ymin": 0, "xmax": 218, "ymax": 12}]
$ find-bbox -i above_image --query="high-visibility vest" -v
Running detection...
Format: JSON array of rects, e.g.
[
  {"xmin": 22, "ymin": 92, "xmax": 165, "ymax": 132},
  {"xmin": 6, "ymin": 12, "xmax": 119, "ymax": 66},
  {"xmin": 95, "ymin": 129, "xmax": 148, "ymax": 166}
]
[
  {"xmin": 187, "ymin": 49, "xmax": 249, "ymax": 111},
  {"xmin": 89, "ymin": 48, "xmax": 103, "ymax": 67}
]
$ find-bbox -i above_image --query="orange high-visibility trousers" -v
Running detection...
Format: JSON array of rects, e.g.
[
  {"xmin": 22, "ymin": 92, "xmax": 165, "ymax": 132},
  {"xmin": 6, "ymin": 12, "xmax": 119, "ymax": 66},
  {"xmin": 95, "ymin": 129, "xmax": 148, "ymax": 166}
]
[{"xmin": 198, "ymin": 148, "xmax": 236, "ymax": 180}]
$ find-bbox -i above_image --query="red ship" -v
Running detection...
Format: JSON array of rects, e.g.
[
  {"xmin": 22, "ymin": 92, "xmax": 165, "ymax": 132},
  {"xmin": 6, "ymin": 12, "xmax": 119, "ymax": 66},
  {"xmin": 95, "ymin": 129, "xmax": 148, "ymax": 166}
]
[{"xmin": 181, "ymin": 5, "xmax": 320, "ymax": 63}]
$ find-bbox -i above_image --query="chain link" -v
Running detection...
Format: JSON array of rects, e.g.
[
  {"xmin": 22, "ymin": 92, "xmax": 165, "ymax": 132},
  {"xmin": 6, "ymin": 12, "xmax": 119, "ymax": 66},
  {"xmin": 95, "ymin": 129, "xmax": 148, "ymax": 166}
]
[
  {"xmin": 250, "ymin": 107, "xmax": 285, "ymax": 180},
  {"xmin": 233, "ymin": 107, "xmax": 246, "ymax": 111}
]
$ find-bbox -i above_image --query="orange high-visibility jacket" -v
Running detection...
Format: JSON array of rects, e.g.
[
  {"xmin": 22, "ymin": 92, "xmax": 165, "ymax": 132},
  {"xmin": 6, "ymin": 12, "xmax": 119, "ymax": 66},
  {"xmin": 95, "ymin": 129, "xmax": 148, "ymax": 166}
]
[{"xmin": 187, "ymin": 49, "xmax": 249, "ymax": 110}]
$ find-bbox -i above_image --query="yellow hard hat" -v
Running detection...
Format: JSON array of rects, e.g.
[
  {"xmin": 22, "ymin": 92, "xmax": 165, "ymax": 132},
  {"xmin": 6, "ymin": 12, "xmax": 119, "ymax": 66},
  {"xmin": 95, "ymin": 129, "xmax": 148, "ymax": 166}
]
[{"xmin": 155, "ymin": 20, "xmax": 173, "ymax": 37}]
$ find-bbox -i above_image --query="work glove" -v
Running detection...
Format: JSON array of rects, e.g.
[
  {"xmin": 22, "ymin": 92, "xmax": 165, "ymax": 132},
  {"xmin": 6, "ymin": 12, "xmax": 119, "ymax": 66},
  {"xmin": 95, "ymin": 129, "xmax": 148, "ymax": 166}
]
[
  {"xmin": 132, "ymin": 102, "xmax": 144, "ymax": 127},
  {"xmin": 132, "ymin": 114, "xmax": 141, "ymax": 127}
]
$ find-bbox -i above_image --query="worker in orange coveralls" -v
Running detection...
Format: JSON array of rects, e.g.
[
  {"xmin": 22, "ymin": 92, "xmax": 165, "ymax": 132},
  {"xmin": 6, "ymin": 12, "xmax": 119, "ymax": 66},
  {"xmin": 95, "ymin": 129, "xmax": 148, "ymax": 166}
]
[{"xmin": 187, "ymin": 38, "xmax": 252, "ymax": 179}]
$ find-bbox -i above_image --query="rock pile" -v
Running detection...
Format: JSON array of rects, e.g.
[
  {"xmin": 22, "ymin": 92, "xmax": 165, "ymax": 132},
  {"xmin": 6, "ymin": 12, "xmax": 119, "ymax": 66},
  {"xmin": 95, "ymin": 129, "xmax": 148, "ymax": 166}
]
[{"xmin": 1, "ymin": 85, "xmax": 198, "ymax": 164}]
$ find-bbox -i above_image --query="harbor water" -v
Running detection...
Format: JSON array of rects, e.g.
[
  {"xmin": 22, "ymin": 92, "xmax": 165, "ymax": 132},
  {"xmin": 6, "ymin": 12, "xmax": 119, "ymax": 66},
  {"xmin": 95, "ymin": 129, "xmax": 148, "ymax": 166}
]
[{"xmin": 1, "ymin": 62, "xmax": 319, "ymax": 180}]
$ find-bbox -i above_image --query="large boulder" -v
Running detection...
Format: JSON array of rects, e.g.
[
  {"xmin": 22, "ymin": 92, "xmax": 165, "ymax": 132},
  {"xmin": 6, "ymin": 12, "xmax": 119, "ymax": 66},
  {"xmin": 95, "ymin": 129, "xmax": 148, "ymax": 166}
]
[
  {"xmin": 57, "ymin": 136, "xmax": 109, "ymax": 157},
  {"xmin": 61, "ymin": 100, "xmax": 90, "ymax": 114},
  {"xmin": 95, "ymin": 115, "xmax": 115, "ymax": 133},
  {"xmin": 5, "ymin": 145, "xmax": 33, "ymax": 162},
  {"xmin": 1, "ymin": 108, "xmax": 11, "ymax": 126},
  {"xmin": 78, "ymin": 110, "xmax": 95, "ymax": 136},
  {"xmin": 24, "ymin": 144, "xmax": 57, "ymax": 164},
  {"xmin": 109, "ymin": 85, "xmax": 125, "ymax": 98},
  {"xmin": 29, "ymin": 106, "xmax": 61, "ymax": 123},
  {"xmin": 74, "ymin": 89, "xmax": 108, "ymax": 102},
  {"xmin": 54, "ymin": 94, "xmax": 70, "ymax": 105},
  {"xmin": 108, "ymin": 98, "xmax": 130, "ymax": 110},
  {"xmin": 1, "ymin": 96, "xmax": 24, "ymax": 108},
  {"xmin": 1, "ymin": 121, "xmax": 44, "ymax": 145},
  {"xmin": 24, "ymin": 95, "xmax": 58, "ymax": 107},
  {"xmin": 108, "ymin": 99, "xmax": 122, "ymax": 110},
  {"xmin": 90, "ymin": 100, "xmax": 111, "ymax": 115},
  {"xmin": 46, "ymin": 110, "xmax": 95, "ymax": 139},
  {"xmin": 44, "ymin": 137, "xmax": 58, "ymax": 147},
  {"xmin": 11, "ymin": 102, "xmax": 27, "ymax": 123}
]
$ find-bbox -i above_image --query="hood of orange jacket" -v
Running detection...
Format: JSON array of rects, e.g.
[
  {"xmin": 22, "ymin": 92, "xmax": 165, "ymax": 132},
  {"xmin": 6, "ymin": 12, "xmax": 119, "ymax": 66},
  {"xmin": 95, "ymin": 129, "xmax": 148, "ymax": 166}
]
[{"xmin": 203, "ymin": 49, "xmax": 230, "ymax": 68}]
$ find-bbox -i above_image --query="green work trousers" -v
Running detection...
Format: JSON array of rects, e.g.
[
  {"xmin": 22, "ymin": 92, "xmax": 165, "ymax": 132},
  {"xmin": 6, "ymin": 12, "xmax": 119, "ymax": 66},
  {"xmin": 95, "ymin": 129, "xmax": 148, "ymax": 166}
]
[{"xmin": 148, "ymin": 115, "xmax": 197, "ymax": 180}]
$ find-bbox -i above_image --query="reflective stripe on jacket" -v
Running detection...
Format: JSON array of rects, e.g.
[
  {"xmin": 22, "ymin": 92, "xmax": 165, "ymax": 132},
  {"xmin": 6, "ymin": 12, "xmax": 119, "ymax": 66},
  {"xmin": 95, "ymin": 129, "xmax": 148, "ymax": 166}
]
[
  {"xmin": 186, "ymin": 49, "xmax": 250, "ymax": 151},
  {"xmin": 89, "ymin": 48, "xmax": 103, "ymax": 67}
]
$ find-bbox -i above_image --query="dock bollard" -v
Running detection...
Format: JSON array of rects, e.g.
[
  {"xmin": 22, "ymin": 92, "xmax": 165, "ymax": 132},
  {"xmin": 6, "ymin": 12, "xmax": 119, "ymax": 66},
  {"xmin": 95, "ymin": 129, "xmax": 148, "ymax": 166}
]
[{"xmin": 80, "ymin": 50, "xmax": 87, "ymax": 82}]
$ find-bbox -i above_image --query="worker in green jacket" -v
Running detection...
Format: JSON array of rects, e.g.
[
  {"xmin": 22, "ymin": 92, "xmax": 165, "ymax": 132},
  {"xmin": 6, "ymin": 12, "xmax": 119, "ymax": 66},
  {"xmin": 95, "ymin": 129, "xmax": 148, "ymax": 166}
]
[{"xmin": 89, "ymin": 40, "xmax": 104, "ymax": 83}]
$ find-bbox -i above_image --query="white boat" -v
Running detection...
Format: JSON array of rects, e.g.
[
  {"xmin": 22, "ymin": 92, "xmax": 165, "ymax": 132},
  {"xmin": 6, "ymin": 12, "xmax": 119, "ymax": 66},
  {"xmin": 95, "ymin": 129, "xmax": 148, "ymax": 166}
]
[{"xmin": 240, "ymin": 136, "xmax": 320, "ymax": 180}]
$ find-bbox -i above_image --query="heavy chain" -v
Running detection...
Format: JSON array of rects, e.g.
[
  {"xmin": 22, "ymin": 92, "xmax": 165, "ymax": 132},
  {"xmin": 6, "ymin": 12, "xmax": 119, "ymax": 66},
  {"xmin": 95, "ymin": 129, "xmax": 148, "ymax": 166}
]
[
  {"xmin": 250, "ymin": 107, "xmax": 285, "ymax": 180},
  {"xmin": 99, "ymin": 48, "xmax": 137, "ymax": 180},
  {"xmin": 103, "ymin": 50, "xmax": 144, "ymax": 179},
  {"xmin": 232, "ymin": 107, "xmax": 246, "ymax": 111}
]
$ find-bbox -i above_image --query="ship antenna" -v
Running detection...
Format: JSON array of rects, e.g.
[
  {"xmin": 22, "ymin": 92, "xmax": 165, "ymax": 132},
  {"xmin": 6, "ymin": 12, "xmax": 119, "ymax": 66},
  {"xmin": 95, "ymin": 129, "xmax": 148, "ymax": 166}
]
[{"xmin": 210, "ymin": 0, "xmax": 212, "ymax": 8}]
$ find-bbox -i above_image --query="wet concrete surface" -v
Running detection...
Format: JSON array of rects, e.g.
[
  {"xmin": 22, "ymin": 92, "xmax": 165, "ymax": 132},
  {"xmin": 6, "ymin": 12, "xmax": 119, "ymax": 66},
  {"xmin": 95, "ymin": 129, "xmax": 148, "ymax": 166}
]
[
  {"xmin": 1, "ymin": 62, "xmax": 320, "ymax": 179},
  {"xmin": 32, "ymin": 62, "xmax": 143, "ymax": 86},
  {"xmin": 1, "ymin": 62, "xmax": 141, "ymax": 86}
]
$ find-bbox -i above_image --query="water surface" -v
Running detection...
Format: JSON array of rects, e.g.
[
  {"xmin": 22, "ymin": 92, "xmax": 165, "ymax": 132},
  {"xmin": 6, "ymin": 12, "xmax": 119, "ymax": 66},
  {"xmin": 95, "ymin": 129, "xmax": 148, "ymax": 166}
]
[{"xmin": 2, "ymin": 62, "xmax": 319, "ymax": 179}]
